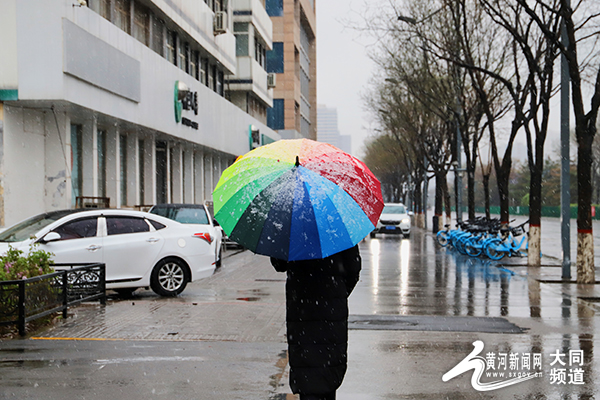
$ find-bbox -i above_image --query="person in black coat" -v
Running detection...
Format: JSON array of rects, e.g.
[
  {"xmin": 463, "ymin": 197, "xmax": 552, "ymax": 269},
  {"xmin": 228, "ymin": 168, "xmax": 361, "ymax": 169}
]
[{"xmin": 270, "ymin": 245, "xmax": 362, "ymax": 400}]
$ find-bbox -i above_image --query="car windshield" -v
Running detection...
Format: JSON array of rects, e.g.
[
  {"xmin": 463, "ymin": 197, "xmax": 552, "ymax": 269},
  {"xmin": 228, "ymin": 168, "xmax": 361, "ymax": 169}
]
[
  {"xmin": 0, "ymin": 211, "xmax": 74, "ymax": 242},
  {"xmin": 151, "ymin": 207, "xmax": 209, "ymax": 225},
  {"xmin": 382, "ymin": 205, "xmax": 406, "ymax": 214}
]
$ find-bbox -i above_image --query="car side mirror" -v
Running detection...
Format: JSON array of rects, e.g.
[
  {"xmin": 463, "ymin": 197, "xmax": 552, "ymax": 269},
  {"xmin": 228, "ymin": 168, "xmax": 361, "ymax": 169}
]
[{"xmin": 39, "ymin": 232, "xmax": 61, "ymax": 244}]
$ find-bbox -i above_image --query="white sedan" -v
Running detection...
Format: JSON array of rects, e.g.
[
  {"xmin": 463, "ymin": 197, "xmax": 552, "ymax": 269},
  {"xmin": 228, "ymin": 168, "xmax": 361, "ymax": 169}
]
[{"xmin": 0, "ymin": 209, "xmax": 220, "ymax": 296}]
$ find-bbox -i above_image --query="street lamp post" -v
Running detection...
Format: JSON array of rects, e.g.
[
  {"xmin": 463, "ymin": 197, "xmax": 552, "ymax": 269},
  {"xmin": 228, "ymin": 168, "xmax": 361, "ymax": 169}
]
[{"xmin": 560, "ymin": 1, "xmax": 571, "ymax": 279}]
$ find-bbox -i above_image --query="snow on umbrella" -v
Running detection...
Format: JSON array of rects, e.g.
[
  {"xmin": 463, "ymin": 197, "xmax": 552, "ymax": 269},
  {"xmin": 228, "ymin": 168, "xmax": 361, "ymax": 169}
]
[{"xmin": 213, "ymin": 139, "xmax": 384, "ymax": 261}]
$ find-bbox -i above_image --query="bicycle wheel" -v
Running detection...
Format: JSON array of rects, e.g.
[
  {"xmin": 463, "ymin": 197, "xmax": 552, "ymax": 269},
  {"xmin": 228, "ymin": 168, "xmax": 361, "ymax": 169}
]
[
  {"xmin": 465, "ymin": 238, "xmax": 483, "ymax": 257},
  {"xmin": 436, "ymin": 230, "xmax": 450, "ymax": 246},
  {"xmin": 485, "ymin": 238, "xmax": 506, "ymax": 260},
  {"xmin": 456, "ymin": 235, "xmax": 470, "ymax": 255}
]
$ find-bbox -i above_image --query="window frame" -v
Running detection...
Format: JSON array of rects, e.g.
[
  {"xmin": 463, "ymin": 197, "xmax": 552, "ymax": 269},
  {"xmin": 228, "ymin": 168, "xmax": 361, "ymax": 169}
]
[
  {"xmin": 105, "ymin": 216, "xmax": 153, "ymax": 236},
  {"xmin": 53, "ymin": 217, "xmax": 99, "ymax": 241}
]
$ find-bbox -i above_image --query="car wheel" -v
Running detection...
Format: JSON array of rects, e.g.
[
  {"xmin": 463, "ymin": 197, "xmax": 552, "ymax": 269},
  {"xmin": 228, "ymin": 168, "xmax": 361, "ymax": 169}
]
[
  {"xmin": 150, "ymin": 258, "xmax": 189, "ymax": 297},
  {"xmin": 404, "ymin": 233, "xmax": 410, "ymax": 239},
  {"xmin": 370, "ymin": 232, "xmax": 376, "ymax": 238}
]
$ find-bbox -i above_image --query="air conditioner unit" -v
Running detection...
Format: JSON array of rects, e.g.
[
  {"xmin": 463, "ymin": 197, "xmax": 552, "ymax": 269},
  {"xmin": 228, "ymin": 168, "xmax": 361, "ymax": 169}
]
[
  {"xmin": 213, "ymin": 11, "xmax": 227, "ymax": 35},
  {"xmin": 267, "ymin": 73, "xmax": 276, "ymax": 88}
]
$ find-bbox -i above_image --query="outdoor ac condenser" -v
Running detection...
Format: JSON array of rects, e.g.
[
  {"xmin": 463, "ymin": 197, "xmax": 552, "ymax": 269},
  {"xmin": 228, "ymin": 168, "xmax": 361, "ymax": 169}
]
[
  {"xmin": 267, "ymin": 73, "xmax": 276, "ymax": 88},
  {"xmin": 214, "ymin": 12, "xmax": 227, "ymax": 35}
]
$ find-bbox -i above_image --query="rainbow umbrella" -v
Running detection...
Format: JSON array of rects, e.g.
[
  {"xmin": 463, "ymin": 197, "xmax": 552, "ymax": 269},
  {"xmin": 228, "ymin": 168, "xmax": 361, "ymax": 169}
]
[{"xmin": 213, "ymin": 139, "xmax": 384, "ymax": 261}]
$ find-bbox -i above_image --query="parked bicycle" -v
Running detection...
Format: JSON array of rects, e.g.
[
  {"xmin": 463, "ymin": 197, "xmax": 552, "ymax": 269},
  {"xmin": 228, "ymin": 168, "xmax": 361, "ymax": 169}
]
[{"xmin": 483, "ymin": 220, "xmax": 530, "ymax": 260}]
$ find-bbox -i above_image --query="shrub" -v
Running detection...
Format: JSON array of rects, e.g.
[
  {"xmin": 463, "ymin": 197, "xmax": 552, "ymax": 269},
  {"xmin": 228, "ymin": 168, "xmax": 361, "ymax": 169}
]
[{"xmin": 0, "ymin": 243, "xmax": 54, "ymax": 281}]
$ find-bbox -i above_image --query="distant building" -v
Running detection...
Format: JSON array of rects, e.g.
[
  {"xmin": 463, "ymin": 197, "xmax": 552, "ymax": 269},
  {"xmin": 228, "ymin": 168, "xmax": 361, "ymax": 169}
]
[
  {"xmin": 0, "ymin": 0, "xmax": 278, "ymax": 227},
  {"xmin": 265, "ymin": 0, "xmax": 317, "ymax": 140},
  {"xmin": 317, "ymin": 105, "xmax": 352, "ymax": 154}
]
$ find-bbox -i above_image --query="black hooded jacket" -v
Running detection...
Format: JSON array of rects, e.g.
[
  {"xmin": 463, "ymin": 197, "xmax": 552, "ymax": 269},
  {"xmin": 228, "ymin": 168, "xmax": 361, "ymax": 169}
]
[{"xmin": 271, "ymin": 245, "xmax": 361, "ymax": 395}]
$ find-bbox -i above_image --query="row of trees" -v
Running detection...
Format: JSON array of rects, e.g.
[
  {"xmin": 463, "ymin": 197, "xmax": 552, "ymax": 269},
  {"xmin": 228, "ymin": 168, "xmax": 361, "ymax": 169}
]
[{"xmin": 362, "ymin": 0, "xmax": 600, "ymax": 282}]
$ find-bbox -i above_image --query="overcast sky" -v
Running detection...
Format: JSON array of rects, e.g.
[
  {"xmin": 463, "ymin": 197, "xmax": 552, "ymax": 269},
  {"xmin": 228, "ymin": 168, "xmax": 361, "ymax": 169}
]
[{"xmin": 316, "ymin": 1, "xmax": 376, "ymax": 159}]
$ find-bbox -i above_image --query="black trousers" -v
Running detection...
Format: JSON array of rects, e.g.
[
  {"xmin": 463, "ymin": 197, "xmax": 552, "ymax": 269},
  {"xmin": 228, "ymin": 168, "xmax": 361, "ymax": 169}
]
[{"xmin": 299, "ymin": 392, "xmax": 336, "ymax": 400}]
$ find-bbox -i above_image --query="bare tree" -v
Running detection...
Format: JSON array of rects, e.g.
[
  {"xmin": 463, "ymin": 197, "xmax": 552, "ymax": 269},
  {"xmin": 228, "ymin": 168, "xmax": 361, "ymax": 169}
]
[{"xmin": 515, "ymin": 0, "xmax": 600, "ymax": 282}]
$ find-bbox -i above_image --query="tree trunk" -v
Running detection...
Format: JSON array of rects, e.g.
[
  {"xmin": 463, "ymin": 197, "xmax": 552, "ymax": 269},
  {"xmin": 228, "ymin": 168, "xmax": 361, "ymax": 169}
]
[
  {"xmin": 434, "ymin": 171, "xmax": 445, "ymax": 232},
  {"xmin": 483, "ymin": 173, "xmax": 491, "ymax": 220},
  {"xmin": 413, "ymin": 177, "xmax": 423, "ymax": 228},
  {"xmin": 467, "ymin": 169, "xmax": 476, "ymax": 220},
  {"xmin": 528, "ymin": 157, "xmax": 543, "ymax": 267},
  {"xmin": 442, "ymin": 175, "xmax": 452, "ymax": 226},
  {"xmin": 576, "ymin": 131, "xmax": 595, "ymax": 283},
  {"xmin": 497, "ymin": 167, "xmax": 510, "ymax": 226}
]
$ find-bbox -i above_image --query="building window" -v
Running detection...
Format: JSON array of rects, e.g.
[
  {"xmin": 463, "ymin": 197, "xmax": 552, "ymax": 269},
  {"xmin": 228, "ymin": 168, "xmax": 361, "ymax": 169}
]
[
  {"xmin": 71, "ymin": 124, "xmax": 83, "ymax": 206},
  {"xmin": 166, "ymin": 30, "xmax": 176, "ymax": 65},
  {"xmin": 139, "ymin": 139, "xmax": 145, "ymax": 203},
  {"xmin": 156, "ymin": 141, "xmax": 168, "ymax": 204},
  {"xmin": 267, "ymin": 99, "xmax": 285, "ymax": 130},
  {"xmin": 88, "ymin": 0, "xmax": 110, "ymax": 20},
  {"xmin": 190, "ymin": 50, "xmax": 199, "ymax": 80},
  {"xmin": 208, "ymin": 64, "xmax": 215, "ymax": 91},
  {"xmin": 179, "ymin": 42, "xmax": 189, "ymax": 73},
  {"xmin": 234, "ymin": 23, "xmax": 249, "ymax": 57},
  {"xmin": 151, "ymin": 17, "xmax": 164, "ymax": 55},
  {"xmin": 200, "ymin": 58, "xmax": 208, "ymax": 86},
  {"xmin": 97, "ymin": 130, "xmax": 106, "ymax": 198},
  {"xmin": 114, "ymin": 0, "xmax": 131, "ymax": 34},
  {"xmin": 235, "ymin": 34, "xmax": 249, "ymax": 57},
  {"xmin": 133, "ymin": 3, "xmax": 150, "ymax": 46},
  {"xmin": 266, "ymin": 42, "xmax": 284, "ymax": 73},
  {"xmin": 120, "ymin": 134, "xmax": 127, "ymax": 206},
  {"xmin": 255, "ymin": 38, "xmax": 266, "ymax": 68},
  {"xmin": 266, "ymin": 0, "xmax": 283, "ymax": 17},
  {"xmin": 217, "ymin": 71, "xmax": 224, "ymax": 96}
]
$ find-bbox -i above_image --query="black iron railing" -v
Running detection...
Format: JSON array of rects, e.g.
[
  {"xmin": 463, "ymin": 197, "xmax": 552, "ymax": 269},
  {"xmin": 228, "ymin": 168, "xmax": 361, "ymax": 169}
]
[{"xmin": 0, "ymin": 263, "xmax": 106, "ymax": 336}]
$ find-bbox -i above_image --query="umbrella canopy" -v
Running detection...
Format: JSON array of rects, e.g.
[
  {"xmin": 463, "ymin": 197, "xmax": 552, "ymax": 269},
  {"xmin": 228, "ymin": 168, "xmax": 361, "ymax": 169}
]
[{"xmin": 213, "ymin": 139, "xmax": 384, "ymax": 261}]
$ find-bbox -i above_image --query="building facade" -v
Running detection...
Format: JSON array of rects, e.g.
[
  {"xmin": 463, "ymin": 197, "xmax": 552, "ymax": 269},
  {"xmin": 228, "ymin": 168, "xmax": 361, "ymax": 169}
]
[
  {"xmin": 227, "ymin": 0, "xmax": 274, "ymax": 126},
  {"xmin": 0, "ymin": 0, "xmax": 278, "ymax": 227},
  {"xmin": 265, "ymin": 0, "xmax": 316, "ymax": 140},
  {"xmin": 317, "ymin": 105, "xmax": 351, "ymax": 154}
]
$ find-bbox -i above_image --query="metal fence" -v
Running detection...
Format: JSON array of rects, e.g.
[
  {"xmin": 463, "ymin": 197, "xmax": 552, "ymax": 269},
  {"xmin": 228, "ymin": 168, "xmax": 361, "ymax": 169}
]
[{"xmin": 0, "ymin": 263, "xmax": 106, "ymax": 336}]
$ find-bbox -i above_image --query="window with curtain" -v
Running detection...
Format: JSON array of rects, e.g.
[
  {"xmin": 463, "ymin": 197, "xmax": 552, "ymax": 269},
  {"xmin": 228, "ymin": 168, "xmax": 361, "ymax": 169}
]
[
  {"xmin": 88, "ymin": 0, "xmax": 110, "ymax": 20},
  {"xmin": 151, "ymin": 17, "xmax": 164, "ymax": 55},
  {"xmin": 166, "ymin": 31, "xmax": 176, "ymax": 65},
  {"xmin": 114, "ymin": 0, "xmax": 131, "ymax": 34},
  {"xmin": 133, "ymin": 3, "xmax": 150, "ymax": 45}
]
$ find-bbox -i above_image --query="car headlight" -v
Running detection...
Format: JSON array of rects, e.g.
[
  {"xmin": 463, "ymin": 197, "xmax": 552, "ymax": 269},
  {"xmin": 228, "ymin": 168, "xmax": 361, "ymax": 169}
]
[{"xmin": 402, "ymin": 218, "xmax": 410, "ymax": 224}]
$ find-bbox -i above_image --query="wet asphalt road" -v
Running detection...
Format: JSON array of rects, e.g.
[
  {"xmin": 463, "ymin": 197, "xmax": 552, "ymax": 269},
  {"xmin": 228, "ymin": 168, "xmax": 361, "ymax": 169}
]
[{"xmin": 1, "ymin": 228, "xmax": 600, "ymax": 399}]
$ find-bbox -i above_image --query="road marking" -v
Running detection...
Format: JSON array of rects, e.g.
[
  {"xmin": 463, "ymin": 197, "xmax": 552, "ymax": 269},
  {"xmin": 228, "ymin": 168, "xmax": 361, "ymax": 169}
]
[{"xmin": 31, "ymin": 337, "xmax": 126, "ymax": 341}]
